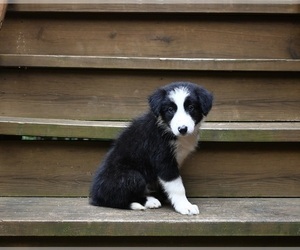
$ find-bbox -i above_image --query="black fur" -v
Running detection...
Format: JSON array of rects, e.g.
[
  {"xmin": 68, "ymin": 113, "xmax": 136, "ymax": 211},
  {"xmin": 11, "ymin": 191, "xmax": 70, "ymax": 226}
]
[{"xmin": 90, "ymin": 82, "xmax": 213, "ymax": 210}]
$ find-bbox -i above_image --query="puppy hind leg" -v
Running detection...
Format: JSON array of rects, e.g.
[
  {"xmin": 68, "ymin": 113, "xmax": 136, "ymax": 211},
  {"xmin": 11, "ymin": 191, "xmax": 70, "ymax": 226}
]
[
  {"xmin": 121, "ymin": 171, "xmax": 162, "ymax": 210},
  {"xmin": 130, "ymin": 196, "xmax": 161, "ymax": 210},
  {"xmin": 130, "ymin": 202, "xmax": 146, "ymax": 210},
  {"xmin": 126, "ymin": 171, "xmax": 148, "ymax": 210}
]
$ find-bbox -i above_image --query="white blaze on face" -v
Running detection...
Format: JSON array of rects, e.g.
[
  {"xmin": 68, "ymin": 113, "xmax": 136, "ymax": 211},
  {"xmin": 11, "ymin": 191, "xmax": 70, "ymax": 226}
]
[{"xmin": 168, "ymin": 87, "xmax": 195, "ymax": 136}]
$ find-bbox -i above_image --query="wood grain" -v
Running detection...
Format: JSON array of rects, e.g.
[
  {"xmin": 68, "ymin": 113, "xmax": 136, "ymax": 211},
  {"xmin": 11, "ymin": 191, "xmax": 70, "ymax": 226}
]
[
  {"xmin": 0, "ymin": 197, "xmax": 299, "ymax": 236},
  {"xmin": 0, "ymin": 141, "xmax": 299, "ymax": 197},
  {"xmin": 0, "ymin": 140, "xmax": 104, "ymax": 197},
  {"xmin": 0, "ymin": 13, "xmax": 299, "ymax": 60},
  {"xmin": 1, "ymin": 1, "xmax": 299, "ymax": 241},
  {"xmin": 1, "ymin": 68, "xmax": 299, "ymax": 122},
  {"xmin": 8, "ymin": 1, "xmax": 300, "ymax": 14},
  {"xmin": 0, "ymin": 3, "xmax": 7, "ymax": 29},
  {"xmin": 1, "ymin": 117, "xmax": 300, "ymax": 142},
  {"xmin": 182, "ymin": 142, "xmax": 300, "ymax": 197},
  {"xmin": 1, "ymin": 54, "xmax": 300, "ymax": 71}
]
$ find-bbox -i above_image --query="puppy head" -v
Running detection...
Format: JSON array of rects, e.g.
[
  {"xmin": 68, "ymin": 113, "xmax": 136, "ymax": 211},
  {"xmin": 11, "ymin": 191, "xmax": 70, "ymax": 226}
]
[{"xmin": 148, "ymin": 82, "xmax": 213, "ymax": 136}]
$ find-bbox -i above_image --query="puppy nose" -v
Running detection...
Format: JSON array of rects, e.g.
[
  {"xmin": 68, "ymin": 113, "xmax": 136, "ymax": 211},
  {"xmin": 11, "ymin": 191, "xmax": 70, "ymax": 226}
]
[{"xmin": 178, "ymin": 126, "xmax": 188, "ymax": 135}]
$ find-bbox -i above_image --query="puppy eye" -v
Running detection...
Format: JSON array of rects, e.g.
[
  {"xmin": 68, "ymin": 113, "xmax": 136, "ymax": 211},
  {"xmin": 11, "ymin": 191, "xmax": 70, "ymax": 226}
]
[
  {"xmin": 167, "ymin": 107, "xmax": 175, "ymax": 113},
  {"xmin": 188, "ymin": 105, "xmax": 194, "ymax": 112}
]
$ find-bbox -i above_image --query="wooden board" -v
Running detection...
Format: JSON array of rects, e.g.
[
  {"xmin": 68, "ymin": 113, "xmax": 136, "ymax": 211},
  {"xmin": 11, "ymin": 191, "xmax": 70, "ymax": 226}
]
[
  {"xmin": 1, "ymin": 117, "xmax": 300, "ymax": 142},
  {"xmin": 0, "ymin": 13, "xmax": 299, "ymax": 60},
  {"xmin": 182, "ymin": 142, "xmax": 300, "ymax": 197},
  {"xmin": 1, "ymin": 54, "xmax": 300, "ymax": 72},
  {"xmin": 0, "ymin": 3, "xmax": 7, "ymax": 29},
  {"xmin": 0, "ymin": 197, "xmax": 299, "ymax": 236},
  {"xmin": 0, "ymin": 141, "xmax": 299, "ymax": 197},
  {"xmin": 8, "ymin": 1, "xmax": 300, "ymax": 14},
  {"xmin": 1, "ymin": 68, "xmax": 300, "ymax": 122}
]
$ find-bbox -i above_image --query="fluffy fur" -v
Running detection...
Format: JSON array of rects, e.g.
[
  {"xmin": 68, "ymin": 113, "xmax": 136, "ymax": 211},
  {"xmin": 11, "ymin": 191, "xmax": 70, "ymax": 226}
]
[{"xmin": 90, "ymin": 81, "xmax": 213, "ymax": 215}]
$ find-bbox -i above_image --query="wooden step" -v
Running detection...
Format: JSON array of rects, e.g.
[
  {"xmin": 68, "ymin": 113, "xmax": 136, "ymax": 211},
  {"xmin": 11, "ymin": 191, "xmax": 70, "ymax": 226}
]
[
  {"xmin": 1, "ymin": 13, "xmax": 299, "ymax": 64},
  {"xmin": 1, "ymin": 117, "xmax": 300, "ymax": 142},
  {"xmin": 8, "ymin": 1, "xmax": 300, "ymax": 14},
  {"xmin": 1, "ymin": 54, "xmax": 300, "ymax": 72},
  {"xmin": 1, "ymin": 2, "xmax": 299, "ymax": 243},
  {"xmin": 1, "ymin": 140, "xmax": 299, "ymax": 197},
  {"xmin": 0, "ymin": 197, "xmax": 299, "ymax": 236},
  {"xmin": 1, "ymin": 68, "xmax": 300, "ymax": 122}
]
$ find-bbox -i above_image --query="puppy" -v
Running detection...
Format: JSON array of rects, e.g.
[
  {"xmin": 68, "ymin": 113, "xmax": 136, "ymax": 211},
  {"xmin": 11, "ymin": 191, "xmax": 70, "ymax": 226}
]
[{"xmin": 90, "ymin": 81, "xmax": 213, "ymax": 215}]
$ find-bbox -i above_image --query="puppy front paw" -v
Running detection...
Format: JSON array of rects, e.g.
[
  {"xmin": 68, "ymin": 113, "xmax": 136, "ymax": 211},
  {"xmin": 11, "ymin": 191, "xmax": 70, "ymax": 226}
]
[
  {"xmin": 145, "ymin": 196, "xmax": 162, "ymax": 209},
  {"xmin": 175, "ymin": 202, "xmax": 199, "ymax": 215}
]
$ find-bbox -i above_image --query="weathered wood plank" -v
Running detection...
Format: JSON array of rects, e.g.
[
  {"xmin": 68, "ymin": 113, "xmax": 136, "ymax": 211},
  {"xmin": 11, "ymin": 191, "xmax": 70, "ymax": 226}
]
[
  {"xmin": 0, "ymin": 140, "xmax": 103, "ymax": 197},
  {"xmin": 0, "ymin": 2, "xmax": 7, "ymax": 29},
  {"xmin": 8, "ymin": 1, "xmax": 300, "ymax": 14},
  {"xmin": 1, "ymin": 54, "xmax": 300, "ymax": 71},
  {"xmin": 0, "ymin": 141, "xmax": 299, "ymax": 197},
  {"xmin": 183, "ymin": 142, "xmax": 300, "ymax": 197},
  {"xmin": 0, "ymin": 117, "xmax": 127, "ymax": 140},
  {"xmin": 0, "ymin": 13, "xmax": 299, "ymax": 60},
  {"xmin": 1, "ymin": 69, "xmax": 299, "ymax": 122},
  {"xmin": 1, "ymin": 117, "xmax": 300, "ymax": 142},
  {"xmin": 0, "ymin": 197, "xmax": 299, "ymax": 236}
]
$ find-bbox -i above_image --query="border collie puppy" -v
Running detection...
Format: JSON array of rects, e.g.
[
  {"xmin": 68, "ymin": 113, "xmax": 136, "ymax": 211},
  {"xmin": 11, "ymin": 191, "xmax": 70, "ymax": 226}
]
[{"xmin": 90, "ymin": 82, "xmax": 213, "ymax": 215}]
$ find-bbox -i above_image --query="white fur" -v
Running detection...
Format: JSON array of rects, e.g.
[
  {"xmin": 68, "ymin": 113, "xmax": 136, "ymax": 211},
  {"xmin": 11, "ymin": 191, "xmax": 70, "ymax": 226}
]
[
  {"xmin": 168, "ymin": 87, "xmax": 195, "ymax": 136},
  {"xmin": 130, "ymin": 202, "xmax": 145, "ymax": 210},
  {"xmin": 141, "ymin": 87, "xmax": 202, "ymax": 213},
  {"xmin": 159, "ymin": 177, "xmax": 199, "ymax": 215},
  {"xmin": 145, "ymin": 196, "xmax": 162, "ymax": 209},
  {"xmin": 130, "ymin": 196, "xmax": 161, "ymax": 210},
  {"xmin": 172, "ymin": 123, "xmax": 201, "ymax": 167}
]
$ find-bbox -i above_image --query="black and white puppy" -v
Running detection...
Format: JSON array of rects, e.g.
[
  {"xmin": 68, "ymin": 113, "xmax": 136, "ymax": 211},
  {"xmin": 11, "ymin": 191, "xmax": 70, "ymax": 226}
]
[{"xmin": 90, "ymin": 82, "xmax": 213, "ymax": 215}]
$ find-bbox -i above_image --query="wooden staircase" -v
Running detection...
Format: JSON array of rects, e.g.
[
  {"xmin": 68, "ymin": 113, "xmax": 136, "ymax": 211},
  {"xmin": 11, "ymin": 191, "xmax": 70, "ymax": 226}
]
[{"xmin": 0, "ymin": 1, "xmax": 300, "ymax": 246}]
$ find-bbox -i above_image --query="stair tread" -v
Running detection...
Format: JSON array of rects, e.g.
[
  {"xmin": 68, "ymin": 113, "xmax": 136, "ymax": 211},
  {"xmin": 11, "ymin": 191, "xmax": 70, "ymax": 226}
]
[
  {"xmin": 1, "ymin": 54, "xmax": 300, "ymax": 71},
  {"xmin": 1, "ymin": 116, "xmax": 300, "ymax": 142},
  {"xmin": 8, "ymin": 1, "xmax": 300, "ymax": 14},
  {"xmin": 1, "ymin": 197, "xmax": 299, "ymax": 236}
]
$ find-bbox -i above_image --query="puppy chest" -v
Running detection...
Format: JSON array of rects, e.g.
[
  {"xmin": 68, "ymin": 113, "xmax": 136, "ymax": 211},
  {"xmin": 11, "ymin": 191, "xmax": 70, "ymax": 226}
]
[{"xmin": 172, "ymin": 134, "xmax": 198, "ymax": 167}]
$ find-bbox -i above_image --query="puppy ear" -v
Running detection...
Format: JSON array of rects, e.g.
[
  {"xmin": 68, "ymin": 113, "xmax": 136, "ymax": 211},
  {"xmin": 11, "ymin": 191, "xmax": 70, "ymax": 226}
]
[
  {"xmin": 148, "ymin": 88, "xmax": 166, "ymax": 117},
  {"xmin": 196, "ymin": 87, "xmax": 213, "ymax": 117}
]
